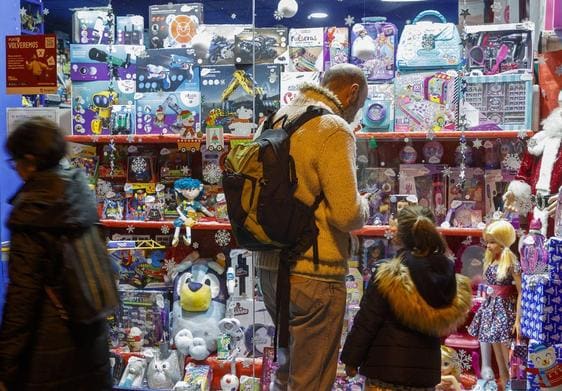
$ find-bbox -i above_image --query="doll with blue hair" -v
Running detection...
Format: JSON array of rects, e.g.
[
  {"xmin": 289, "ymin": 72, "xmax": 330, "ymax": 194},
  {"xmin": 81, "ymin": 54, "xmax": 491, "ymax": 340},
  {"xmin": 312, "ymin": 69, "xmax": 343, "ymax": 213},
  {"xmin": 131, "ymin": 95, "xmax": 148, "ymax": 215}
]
[{"xmin": 172, "ymin": 178, "xmax": 213, "ymax": 247}]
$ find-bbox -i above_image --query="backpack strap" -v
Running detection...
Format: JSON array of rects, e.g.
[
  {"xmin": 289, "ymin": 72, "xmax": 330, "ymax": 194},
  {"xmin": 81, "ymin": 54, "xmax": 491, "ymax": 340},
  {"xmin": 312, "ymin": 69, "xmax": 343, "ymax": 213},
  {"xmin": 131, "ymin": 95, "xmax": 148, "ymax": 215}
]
[{"xmin": 284, "ymin": 105, "xmax": 328, "ymax": 137}]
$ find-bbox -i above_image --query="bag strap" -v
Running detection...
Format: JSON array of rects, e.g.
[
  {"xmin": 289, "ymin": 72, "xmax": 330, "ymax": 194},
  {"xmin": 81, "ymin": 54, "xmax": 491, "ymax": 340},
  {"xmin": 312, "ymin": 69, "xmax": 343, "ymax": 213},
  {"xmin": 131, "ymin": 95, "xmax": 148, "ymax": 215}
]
[
  {"xmin": 284, "ymin": 105, "xmax": 328, "ymax": 137},
  {"xmin": 412, "ymin": 10, "xmax": 447, "ymax": 24}
]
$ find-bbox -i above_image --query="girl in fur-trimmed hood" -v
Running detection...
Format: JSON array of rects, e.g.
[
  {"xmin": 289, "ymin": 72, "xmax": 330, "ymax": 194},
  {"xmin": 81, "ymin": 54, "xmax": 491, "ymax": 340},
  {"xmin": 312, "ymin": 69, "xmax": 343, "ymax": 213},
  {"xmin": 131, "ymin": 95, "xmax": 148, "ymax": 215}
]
[{"xmin": 341, "ymin": 206, "xmax": 472, "ymax": 391}]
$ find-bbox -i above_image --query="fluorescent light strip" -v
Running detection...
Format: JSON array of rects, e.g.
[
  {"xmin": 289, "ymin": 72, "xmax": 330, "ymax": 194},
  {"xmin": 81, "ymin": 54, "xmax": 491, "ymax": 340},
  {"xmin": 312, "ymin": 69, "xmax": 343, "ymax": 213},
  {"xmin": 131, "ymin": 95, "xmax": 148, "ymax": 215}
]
[{"xmin": 308, "ymin": 12, "xmax": 328, "ymax": 19}]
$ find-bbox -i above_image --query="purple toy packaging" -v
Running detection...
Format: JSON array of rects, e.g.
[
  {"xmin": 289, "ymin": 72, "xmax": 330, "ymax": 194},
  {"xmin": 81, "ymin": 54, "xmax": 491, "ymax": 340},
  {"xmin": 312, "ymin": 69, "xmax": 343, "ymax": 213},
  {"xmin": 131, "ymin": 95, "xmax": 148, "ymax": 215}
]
[
  {"xmin": 116, "ymin": 15, "xmax": 144, "ymax": 45},
  {"xmin": 351, "ymin": 19, "xmax": 397, "ymax": 82},
  {"xmin": 135, "ymin": 91, "xmax": 201, "ymax": 136},
  {"xmin": 72, "ymin": 7, "xmax": 115, "ymax": 45},
  {"xmin": 70, "ymin": 45, "xmax": 143, "ymax": 82},
  {"xmin": 136, "ymin": 49, "xmax": 200, "ymax": 92},
  {"xmin": 324, "ymin": 27, "xmax": 349, "ymax": 70}
]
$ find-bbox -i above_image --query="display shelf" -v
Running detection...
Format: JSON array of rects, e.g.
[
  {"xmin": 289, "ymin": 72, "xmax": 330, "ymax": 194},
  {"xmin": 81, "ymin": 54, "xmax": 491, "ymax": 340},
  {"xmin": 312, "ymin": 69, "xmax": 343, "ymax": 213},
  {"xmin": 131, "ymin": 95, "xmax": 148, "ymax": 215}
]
[
  {"xmin": 355, "ymin": 130, "xmax": 533, "ymax": 141},
  {"xmin": 352, "ymin": 225, "xmax": 483, "ymax": 237},
  {"xmin": 65, "ymin": 134, "xmax": 253, "ymax": 144},
  {"xmin": 100, "ymin": 219, "xmax": 232, "ymax": 231}
]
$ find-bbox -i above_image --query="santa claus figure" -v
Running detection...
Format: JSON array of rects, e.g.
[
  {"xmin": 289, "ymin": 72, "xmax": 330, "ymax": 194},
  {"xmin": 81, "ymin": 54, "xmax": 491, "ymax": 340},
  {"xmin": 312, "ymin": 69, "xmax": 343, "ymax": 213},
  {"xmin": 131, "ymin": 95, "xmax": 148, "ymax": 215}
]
[{"xmin": 504, "ymin": 107, "xmax": 562, "ymax": 235}]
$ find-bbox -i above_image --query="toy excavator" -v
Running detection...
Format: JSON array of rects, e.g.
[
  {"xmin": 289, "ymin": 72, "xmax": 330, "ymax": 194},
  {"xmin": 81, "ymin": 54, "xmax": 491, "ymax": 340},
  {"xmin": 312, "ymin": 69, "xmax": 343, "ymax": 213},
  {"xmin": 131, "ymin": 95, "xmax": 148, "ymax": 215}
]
[{"xmin": 220, "ymin": 70, "xmax": 264, "ymax": 101}]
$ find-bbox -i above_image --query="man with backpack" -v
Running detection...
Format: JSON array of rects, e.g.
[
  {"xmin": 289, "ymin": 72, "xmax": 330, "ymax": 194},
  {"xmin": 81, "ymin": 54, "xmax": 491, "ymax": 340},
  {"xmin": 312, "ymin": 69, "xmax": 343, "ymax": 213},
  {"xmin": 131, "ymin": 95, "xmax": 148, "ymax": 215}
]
[{"xmin": 254, "ymin": 64, "xmax": 370, "ymax": 390}]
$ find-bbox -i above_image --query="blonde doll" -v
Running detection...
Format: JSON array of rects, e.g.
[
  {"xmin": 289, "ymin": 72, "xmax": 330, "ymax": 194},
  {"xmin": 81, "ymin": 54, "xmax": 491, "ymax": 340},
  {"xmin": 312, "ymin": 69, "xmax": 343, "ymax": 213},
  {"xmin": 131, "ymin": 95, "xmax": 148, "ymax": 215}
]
[
  {"xmin": 436, "ymin": 346, "xmax": 462, "ymax": 391},
  {"xmin": 468, "ymin": 220, "xmax": 522, "ymax": 388}
]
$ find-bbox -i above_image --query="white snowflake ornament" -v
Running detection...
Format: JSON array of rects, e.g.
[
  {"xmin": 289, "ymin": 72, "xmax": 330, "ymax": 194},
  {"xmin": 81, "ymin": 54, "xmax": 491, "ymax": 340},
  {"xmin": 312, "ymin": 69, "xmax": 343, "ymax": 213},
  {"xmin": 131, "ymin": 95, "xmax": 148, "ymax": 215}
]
[
  {"xmin": 442, "ymin": 166, "xmax": 452, "ymax": 178},
  {"xmin": 344, "ymin": 15, "xmax": 355, "ymax": 27},
  {"xmin": 192, "ymin": 242, "xmax": 199, "ymax": 249},
  {"xmin": 131, "ymin": 157, "xmax": 148, "ymax": 174},
  {"xmin": 472, "ymin": 139, "xmax": 483, "ymax": 149},
  {"xmin": 160, "ymin": 225, "xmax": 171, "ymax": 235},
  {"xmin": 517, "ymin": 129, "xmax": 528, "ymax": 139},
  {"xmin": 384, "ymin": 229, "xmax": 394, "ymax": 240},
  {"xmin": 43, "ymin": 8, "xmax": 50, "ymax": 15},
  {"xmin": 456, "ymin": 349, "xmax": 472, "ymax": 372},
  {"xmin": 462, "ymin": 236, "xmax": 473, "ymax": 246},
  {"xmin": 20, "ymin": 7, "xmax": 27, "ymax": 17},
  {"xmin": 162, "ymin": 258, "xmax": 176, "ymax": 272},
  {"xmin": 181, "ymin": 165, "xmax": 191, "ymax": 176},
  {"xmin": 126, "ymin": 225, "xmax": 136, "ymax": 234},
  {"xmin": 203, "ymin": 163, "xmax": 223, "ymax": 185},
  {"xmin": 273, "ymin": 10, "xmax": 283, "ymax": 20},
  {"xmin": 215, "ymin": 230, "xmax": 231, "ymax": 247},
  {"xmin": 502, "ymin": 153, "xmax": 521, "ymax": 171}
]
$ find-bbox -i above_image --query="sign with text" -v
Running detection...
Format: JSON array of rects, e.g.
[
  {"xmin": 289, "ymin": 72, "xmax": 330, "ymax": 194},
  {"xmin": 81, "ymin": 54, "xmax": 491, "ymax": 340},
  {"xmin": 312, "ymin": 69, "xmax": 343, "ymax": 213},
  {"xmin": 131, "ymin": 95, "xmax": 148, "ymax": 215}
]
[{"xmin": 5, "ymin": 34, "xmax": 57, "ymax": 94}]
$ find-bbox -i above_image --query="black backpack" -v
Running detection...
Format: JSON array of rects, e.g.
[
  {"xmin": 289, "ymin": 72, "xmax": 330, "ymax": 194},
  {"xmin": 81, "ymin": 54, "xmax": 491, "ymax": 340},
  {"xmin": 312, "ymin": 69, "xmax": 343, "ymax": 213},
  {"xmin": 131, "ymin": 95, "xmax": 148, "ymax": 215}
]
[{"xmin": 222, "ymin": 105, "xmax": 328, "ymax": 353}]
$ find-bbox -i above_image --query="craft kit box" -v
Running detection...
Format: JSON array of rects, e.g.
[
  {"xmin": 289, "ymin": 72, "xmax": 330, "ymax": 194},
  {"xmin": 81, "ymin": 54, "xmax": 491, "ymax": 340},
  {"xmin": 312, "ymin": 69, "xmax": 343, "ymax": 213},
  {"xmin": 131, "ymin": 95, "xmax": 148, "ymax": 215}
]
[
  {"xmin": 148, "ymin": 3, "xmax": 204, "ymax": 48},
  {"xmin": 72, "ymin": 80, "xmax": 136, "ymax": 135},
  {"xmin": 135, "ymin": 91, "xmax": 201, "ymax": 136},
  {"xmin": 136, "ymin": 49, "xmax": 200, "ymax": 92},
  {"xmin": 200, "ymin": 64, "xmax": 280, "ymax": 135},
  {"xmin": 461, "ymin": 72, "xmax": 533, "ymax": 131},
  {"xmin": 394, "ymin": 70, "xmax": 459, "ymax": 132},
  {"xmin": 361, "ymin": 83, "xmax": 394, "ymax": 132},
  {"xmin": 351, "ymin": 21, "xmax": 397, "ymax": 82},
  {"xmin": 521, "ymin": 275, "xmax": 562, "ymax": 345},
  {"xmin": 70, "ymin": 45, "xmax": 143, "ymax": 82},
  {"xmin": 323, "ymin": 27, "xmax": 349, "ymax": 70},
  {"xmin": 72, "ymin": 7, "xmax": 115, "ymax": 44},
  {"xmin": 116, "ymin": 15, "xmax": 144, "ymax": 45},
  {"xmin": 235, "ymin": 27, "xmax": 289, "ymax": 65},
  {"xmin": 287, "ymin": 28, "xmax": 325, "ymax": 72},
  {"xmin": 280, "ymin": 71, "xmax": 321, "ymax": 106}
]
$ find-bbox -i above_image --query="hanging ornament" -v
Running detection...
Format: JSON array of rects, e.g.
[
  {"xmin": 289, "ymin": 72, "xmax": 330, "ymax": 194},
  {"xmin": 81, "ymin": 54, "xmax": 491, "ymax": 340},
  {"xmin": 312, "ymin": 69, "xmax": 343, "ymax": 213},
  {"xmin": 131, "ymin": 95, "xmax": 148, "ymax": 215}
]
[
  {"xmin": 277, "ymin": 0, "xmax": 298, "ymax": 19},
  {"xmin": 344, "ymin": 15, "xmax": 355, "ymax": 27}
]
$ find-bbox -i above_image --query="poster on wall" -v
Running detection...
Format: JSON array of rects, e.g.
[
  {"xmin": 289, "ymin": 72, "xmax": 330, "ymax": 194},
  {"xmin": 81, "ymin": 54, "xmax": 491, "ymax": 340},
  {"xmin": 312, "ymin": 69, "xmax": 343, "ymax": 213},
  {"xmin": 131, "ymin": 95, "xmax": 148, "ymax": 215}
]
[{"xmin": 5, "ymin": 34, "xmax": 57, "ymax": 94}]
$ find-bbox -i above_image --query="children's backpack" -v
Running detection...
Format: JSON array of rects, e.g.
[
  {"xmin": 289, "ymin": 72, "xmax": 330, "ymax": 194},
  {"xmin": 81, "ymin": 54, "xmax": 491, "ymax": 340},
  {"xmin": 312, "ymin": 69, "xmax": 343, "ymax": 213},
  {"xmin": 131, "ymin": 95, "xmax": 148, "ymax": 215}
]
[
  {"xmin": 222, "ymin": 105, "xmax": 327, "ymax": 354},
  {"xmin": 396, "ymin": 10, "xmax": 462, "ymax": 71}
]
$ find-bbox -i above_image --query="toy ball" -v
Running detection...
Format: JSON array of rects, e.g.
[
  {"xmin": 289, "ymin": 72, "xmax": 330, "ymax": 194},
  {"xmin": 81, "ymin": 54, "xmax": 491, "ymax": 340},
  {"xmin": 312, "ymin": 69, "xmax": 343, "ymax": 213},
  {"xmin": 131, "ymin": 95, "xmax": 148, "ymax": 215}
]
[
  {"xmin": 277, "ymin": 0, "xmax": 298, "ymax": 18},
  {"xmin": 220, "ymin": 374, "xmax": 239, "ymax": 391}
]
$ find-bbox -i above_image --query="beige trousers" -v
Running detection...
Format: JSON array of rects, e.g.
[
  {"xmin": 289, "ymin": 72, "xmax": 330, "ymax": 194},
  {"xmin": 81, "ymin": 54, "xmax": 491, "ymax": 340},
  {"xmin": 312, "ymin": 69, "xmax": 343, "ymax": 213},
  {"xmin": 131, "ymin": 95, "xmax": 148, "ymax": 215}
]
[{"xmin": 258, "ymin": 268, "xmax": 347, "ymax": 391}]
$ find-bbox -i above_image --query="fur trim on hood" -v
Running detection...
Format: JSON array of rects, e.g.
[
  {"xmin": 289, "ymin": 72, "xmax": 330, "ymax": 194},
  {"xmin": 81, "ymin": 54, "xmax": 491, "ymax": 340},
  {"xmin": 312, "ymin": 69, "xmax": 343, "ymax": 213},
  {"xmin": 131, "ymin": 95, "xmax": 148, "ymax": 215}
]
[
  {"xmin": 375, "ymin": 257, "xmax": 472, "ymax": 337},
  {"xmin": 295, "ymin": 83, "xmax": 345, "ymax": 116},
  {"xmin": 528, "ymin": 107, "xmax": 562, "ymax": 157}
]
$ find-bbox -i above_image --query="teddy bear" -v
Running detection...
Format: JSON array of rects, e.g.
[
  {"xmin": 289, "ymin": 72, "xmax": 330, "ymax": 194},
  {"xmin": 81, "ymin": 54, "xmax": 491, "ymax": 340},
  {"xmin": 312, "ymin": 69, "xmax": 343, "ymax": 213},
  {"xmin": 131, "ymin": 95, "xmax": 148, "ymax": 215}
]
[{"xmin": 228, "ymin": 106, "xmax": 257, "ymax": 136}]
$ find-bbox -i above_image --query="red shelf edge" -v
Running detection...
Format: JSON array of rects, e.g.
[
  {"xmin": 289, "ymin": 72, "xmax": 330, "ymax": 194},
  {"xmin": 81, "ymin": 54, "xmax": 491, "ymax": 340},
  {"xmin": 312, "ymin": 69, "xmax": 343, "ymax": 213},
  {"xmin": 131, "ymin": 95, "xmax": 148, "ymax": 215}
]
[
  {"xmin": 355, "ymin": 130, "xmax": 533, "ymax": 140},
  {"xmin": 100, "ymin": 220, "xmax": 482, "ymax": 237},
  {"xmin": 65, "ymin": 134, "xmax": 252, "ymax": 144}
]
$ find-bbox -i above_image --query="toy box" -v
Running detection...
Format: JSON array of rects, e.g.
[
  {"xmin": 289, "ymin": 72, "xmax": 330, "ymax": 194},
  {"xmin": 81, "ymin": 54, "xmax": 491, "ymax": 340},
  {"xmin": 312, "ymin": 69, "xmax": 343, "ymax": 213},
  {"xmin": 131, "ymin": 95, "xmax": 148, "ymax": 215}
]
[
  {"xmin": 548, "ymin": 237, "xmax": 562, "ymax": 280},
  {"xmin": 521, "ymin": 276, "xmax": 562, "ymax": 345},
  {"xmin": 72, "ymin": 80, "xmax": 136, "ymax": 135},
  {"xmin": 72, "ymin": 7, "xmax": 115, "ymax": 44},
  {"xmin": 484, "ymin": 169, "xmax": 515, "ymax": 219},
  {"xmin": 464, "ymin": 22, "xmax": 534, "ymax": 75},
  {"xmin": 187, "ymin": 24, "xmax": 250, "ymax": 66},
  {"xmin": 148, "ymin": 3, "xmax": 204, "ymax": 49},
  {"xmin": 136, "ymin": 49, "xmax": 200, "ymax": 93},
  {"xmin": 99, "ymin": 145, "xmax": 128, "ymax": 178},
  {"xmin": 135, "ymin": 91, "xmax": 201, "ymax": 137},
  {"xmin": 200, "ymin": 64, "xmax": 280, "ymax": 135},
  {"xmin": 280, "ymin": 71, "xmax": 321, "ymax": 106},
  {"xmin": 441, "ymin": 200, "xmax": 483, "ymax": 229},
  {"xmin": 116, "ymin": 15, "xmax": 144, "ymax": 45},
  {"xmin": 67, "ymin": 143, "xmax": 99, "ymax": 187},
  {"xmin": 361, "ymin": 237, "xmax": 393, "ymax": 285},
  {"xmin": 158, "ymin": 147, "xmax": 193, "ymax": 184},
  {"xmin": 324, "ymin": 27, "xmax": 349, "ymax": 70},
  {"xmin": 361, "ymin": 83, "xmax": 394, "ymax": 132},
  {"xmin": 399, "ymin": 164, "xmax": 448, "ymax": 224},
  {"xmin": 357, "ymin": 167, "xmax": 396, "ymax": 225},
  {"xmin": 394, "ymin": 70, "xmax": 460, "ymax": 132},
  {"xmin": 110, "ymin": 289, "xmax": 171, "ymax": 348},
  {"xmin": 351, "ymin": 20, "xmax": 397, "ymax": 82},
  {"xmin": 526, "ymin": 341, "xmax": 562, "ymax": 391},
  {"xmin": 448, "ymin": 167, "xmax": 485, "ymax": 214},
  {"xmin": 287, "ymin": 28, "xmax": 324, "ymax": 72},
  {"xmin": 461, "ymin": 72, "xmax": 533, "ymax": 131},
  {"xmin": 235, "ymin": 27, "xmax": 289, "ymax": 65},
  {"xmin": 70, "ymin": 45, "xmax": 143, "ymax": 82},
  {"xmin": 229, "ymin": 249, "xmax": 254, "ymax": 298},
  {"xmin": 227, "ymin": 298, "xmax": 274, "ymax": 358}
]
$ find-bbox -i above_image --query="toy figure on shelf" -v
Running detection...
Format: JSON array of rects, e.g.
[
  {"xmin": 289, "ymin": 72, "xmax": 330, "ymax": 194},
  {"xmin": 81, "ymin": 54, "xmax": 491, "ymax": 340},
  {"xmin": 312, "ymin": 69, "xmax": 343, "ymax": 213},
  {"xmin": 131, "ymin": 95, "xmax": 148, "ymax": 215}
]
[
  {"xmin": 172, "ymin": 178, "xmax": 213, "ymax": 247},
  {"xmin": 504, "ymin": 107, "xmax": 562, "ymax": 235},
  {"xmin": 436, "ymin": 346, "xmax": 462, "ymax": 391},
  {"xmin": 468, "ymin": 220, "xmax": 522, "ymax": 390}
]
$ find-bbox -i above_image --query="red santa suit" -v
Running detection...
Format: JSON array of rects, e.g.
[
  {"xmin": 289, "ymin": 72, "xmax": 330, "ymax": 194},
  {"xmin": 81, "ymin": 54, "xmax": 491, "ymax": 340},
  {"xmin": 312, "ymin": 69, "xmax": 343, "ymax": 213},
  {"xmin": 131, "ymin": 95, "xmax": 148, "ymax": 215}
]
[{"xmin": 507, "ymin": 107, "xmax": 562, "ymax": 235}]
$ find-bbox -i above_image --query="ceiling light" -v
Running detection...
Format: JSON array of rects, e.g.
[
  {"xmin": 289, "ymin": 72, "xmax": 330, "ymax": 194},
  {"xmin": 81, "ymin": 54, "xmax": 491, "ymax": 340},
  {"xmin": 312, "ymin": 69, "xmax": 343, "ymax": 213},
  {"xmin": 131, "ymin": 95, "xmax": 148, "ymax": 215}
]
[
  {"xmin": 308, "ymin": 12, "xmax": 328, "ymax": 19},
  {"xmin": 381, "ymin": 0, "xmax": 427, "ymax": 2}
]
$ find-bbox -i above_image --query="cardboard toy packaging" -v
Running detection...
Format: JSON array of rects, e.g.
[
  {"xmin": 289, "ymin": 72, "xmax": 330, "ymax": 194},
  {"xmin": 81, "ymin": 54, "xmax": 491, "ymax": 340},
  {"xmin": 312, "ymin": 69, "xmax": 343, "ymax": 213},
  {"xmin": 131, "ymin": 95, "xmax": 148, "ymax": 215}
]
[
  {"xmin": 361, "ymin": 83, "xmax": 394, "ymax": 132},
  {"xmin": 350, "ymin": 21, "xmax": 397, "ymax": 82},
  {"xmin": 234, "ymin": 27, "xmax": 289, "ymax": 65},
  {"xmin": 287, "ymin": 28, "xmax": 325, "ymax": 72},
  {"xmin": 525, "ymin": 341, "xmax": 562, "ymax": 390},
  {"xmin": 279, "ymin": 71, "xmax": 321, "ymax": 106},
  {"xmin": 484, "ymin": 169, "xmax": 515, "ymax": 220},
  {"xmin": 200, "ymin": 64, "xmax": 280, "ymax": 135},
  {"xmin": 116, "ymin": 15, "xmax": 144, "ymax": 45},
  {"xmin": 136, "ymin": 49, "xmax": 200, "ymax": 92},
  {"xmin": 190, "ymin": 24, "xmax": 250, "ymax": 66},
  {"xmin": 521, "ymin": 275, "xmax": 562, "ymax": 345},
  {"xmin": 148, "ymin": 3, "xmax": 204, "ymax": 48},
  {"xmin": 229, "ymin": 249, "xmax": 255, "ymax": 298},
  {"xmin": 324, "ymin": 27, "xmax": 349, "ymax": 70},
  {"xmin": 70, "ymin": 45, "xmax": 143, "ymax": 82},
  {"xmin": 547, "ymin": 237, "xmax": 562, "ymax": 280},
  {"xmin": 72, "ymin": 7, "xmax": 115, "ymax": 44},
  {"xmin": 135, "ymin": 91, "xmax": 201, "ymax": 136}
]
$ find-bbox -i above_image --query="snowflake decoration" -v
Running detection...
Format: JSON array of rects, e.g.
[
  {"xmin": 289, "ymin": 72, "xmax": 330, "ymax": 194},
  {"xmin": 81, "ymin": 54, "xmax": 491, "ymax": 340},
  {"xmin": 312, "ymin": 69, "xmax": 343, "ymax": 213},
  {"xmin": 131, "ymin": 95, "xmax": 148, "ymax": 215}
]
[
  {"xmin": 556, "ymin": 65, "xmax": 562, "ymax": 77},
  {"xmin": 231, "ymin": 13, "xmax": 237, "ymax": 20},
  {"xmin": 215, "ymin": 230, "xmax": 231, "ymax": 247},
  {"xmin": 447, "ymin": 253, "xmax": 457, "ymax": 263},
  {"xmin": 20, "ymin": 7, "xmax": 27, "ymax": 17},
  {"xmin": 97, "ymin": 179, "xmax": 113, "ymax": 198},
  {"xmin": 502, "ymin": 153, "xmax": 521, "ymax": 171},
  {"xmin": 131, "ymin": 157, "xmax": 148, "ymax": 174},
  {"xmin": 126, "ymin": 225, "xmax": 136, "ymax": 234},
  {"xmin": 181, "ymin": 165, "xmax": 191, "ymax": 176},
  {"xmin": 192, "ymin": 241, "xmax": 199, "ymax": 249},
  {"xmin": 43, "ymin": 8, "xmax": 50, "ymax": 15},
  {"xmin": 480, "ymin": 237, "xmax": 487, "ymax": 247},
  {"xmin": 273, "ymin": 10, "xmax": 283, "ymax": 20},
  {"xmin": 344, "ymin": 15, "xmax": 355, "ymax": 27},
  {"xmin": 160, "ymin": 225, "xmax": 170, "ymax": 235},
  {"xmin": 459, "ymin": 169, "xmax": 466, "ymax": 180},
  {"xmin": 456, "ymin": 349, "xmax": 472, "ymax": 372},
  {"xmin": 441, "ymin": 166, "xmax": 452, "ymax": 178},
  {"xmin": 462, "ymin": 236, "xmax": 473, "ymax": 246},
  {"xmin": 241, "ymin": 359, "xmax": 253, "ymax": 369},
  {"xmin": 162, "ymin": 258, "xmax": 176, "ymax": 272},
  {"xmin": 384, "ymin": 229, "xmax": 394, "ymax": 240},
  {"xmin": 203, "ymin": 163, "xmax": 223, "ymax": 185},
  {"xmin": 472, "ymin": 139, "xmax": 483, "ymax": 149},
  {"xmin": 517, "ymin": 129, "xmax": 528, "ymax": 139}
]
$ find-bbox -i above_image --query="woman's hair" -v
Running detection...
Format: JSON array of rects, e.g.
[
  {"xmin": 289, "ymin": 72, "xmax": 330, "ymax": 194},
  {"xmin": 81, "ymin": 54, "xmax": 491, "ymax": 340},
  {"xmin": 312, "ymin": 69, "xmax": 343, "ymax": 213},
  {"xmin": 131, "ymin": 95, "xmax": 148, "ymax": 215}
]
[
  {"xmin": 440, "ymin": 346, "xmax": 461, "ymax": 379},
  {"xmin": 6, "ymin": 117, "xmax": 67, "ymax": 171},
  {"xmin": 483, "ymin": 220, "xmax": 517, "ymax": 281},
  {"xmin": 397, "ymin": 205, "xmax": 445, "ymax": 256}
]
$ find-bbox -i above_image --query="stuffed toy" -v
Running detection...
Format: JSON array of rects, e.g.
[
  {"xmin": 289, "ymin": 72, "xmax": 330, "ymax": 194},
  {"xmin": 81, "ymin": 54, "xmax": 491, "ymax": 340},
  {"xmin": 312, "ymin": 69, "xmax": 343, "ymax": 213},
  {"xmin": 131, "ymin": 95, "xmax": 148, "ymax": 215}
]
[
  {"xmin": 505, "ymin": 106, "xmax": 562, "ymax": 235},
  {"xmin": 171, "ymin": 257, "xmax": 227, "ymax": 360},
  {"xmin": 146, "ymin": 349, "xmax": 182, "ymax": 389}
]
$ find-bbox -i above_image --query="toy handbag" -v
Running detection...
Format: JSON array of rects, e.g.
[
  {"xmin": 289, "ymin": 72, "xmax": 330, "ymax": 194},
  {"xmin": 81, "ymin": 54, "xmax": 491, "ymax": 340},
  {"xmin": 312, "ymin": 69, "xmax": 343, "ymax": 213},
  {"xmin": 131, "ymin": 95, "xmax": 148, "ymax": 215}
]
[{"xmin": 396, "ymin": 10, "xmax": 462, "ymax": 71}]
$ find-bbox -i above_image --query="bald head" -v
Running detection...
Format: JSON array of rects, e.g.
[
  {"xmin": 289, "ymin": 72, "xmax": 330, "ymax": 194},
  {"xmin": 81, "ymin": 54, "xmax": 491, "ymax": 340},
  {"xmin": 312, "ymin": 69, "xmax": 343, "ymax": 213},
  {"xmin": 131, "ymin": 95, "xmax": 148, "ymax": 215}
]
[{"xmin": 321, "ymin": 64, "xmax": 368, "ymax": 123}]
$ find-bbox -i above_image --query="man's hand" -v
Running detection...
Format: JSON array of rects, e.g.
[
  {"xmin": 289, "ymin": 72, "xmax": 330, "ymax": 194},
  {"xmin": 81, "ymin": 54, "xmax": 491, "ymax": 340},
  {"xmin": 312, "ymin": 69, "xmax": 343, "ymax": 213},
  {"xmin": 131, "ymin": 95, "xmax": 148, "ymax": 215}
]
[
  {"xmin": 547, "ymin": 194, "xmax": 559, "ymax": 217},
  {"xmin": 345, "ymin": 365, "xmax": 357, "ymax": 378}
]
